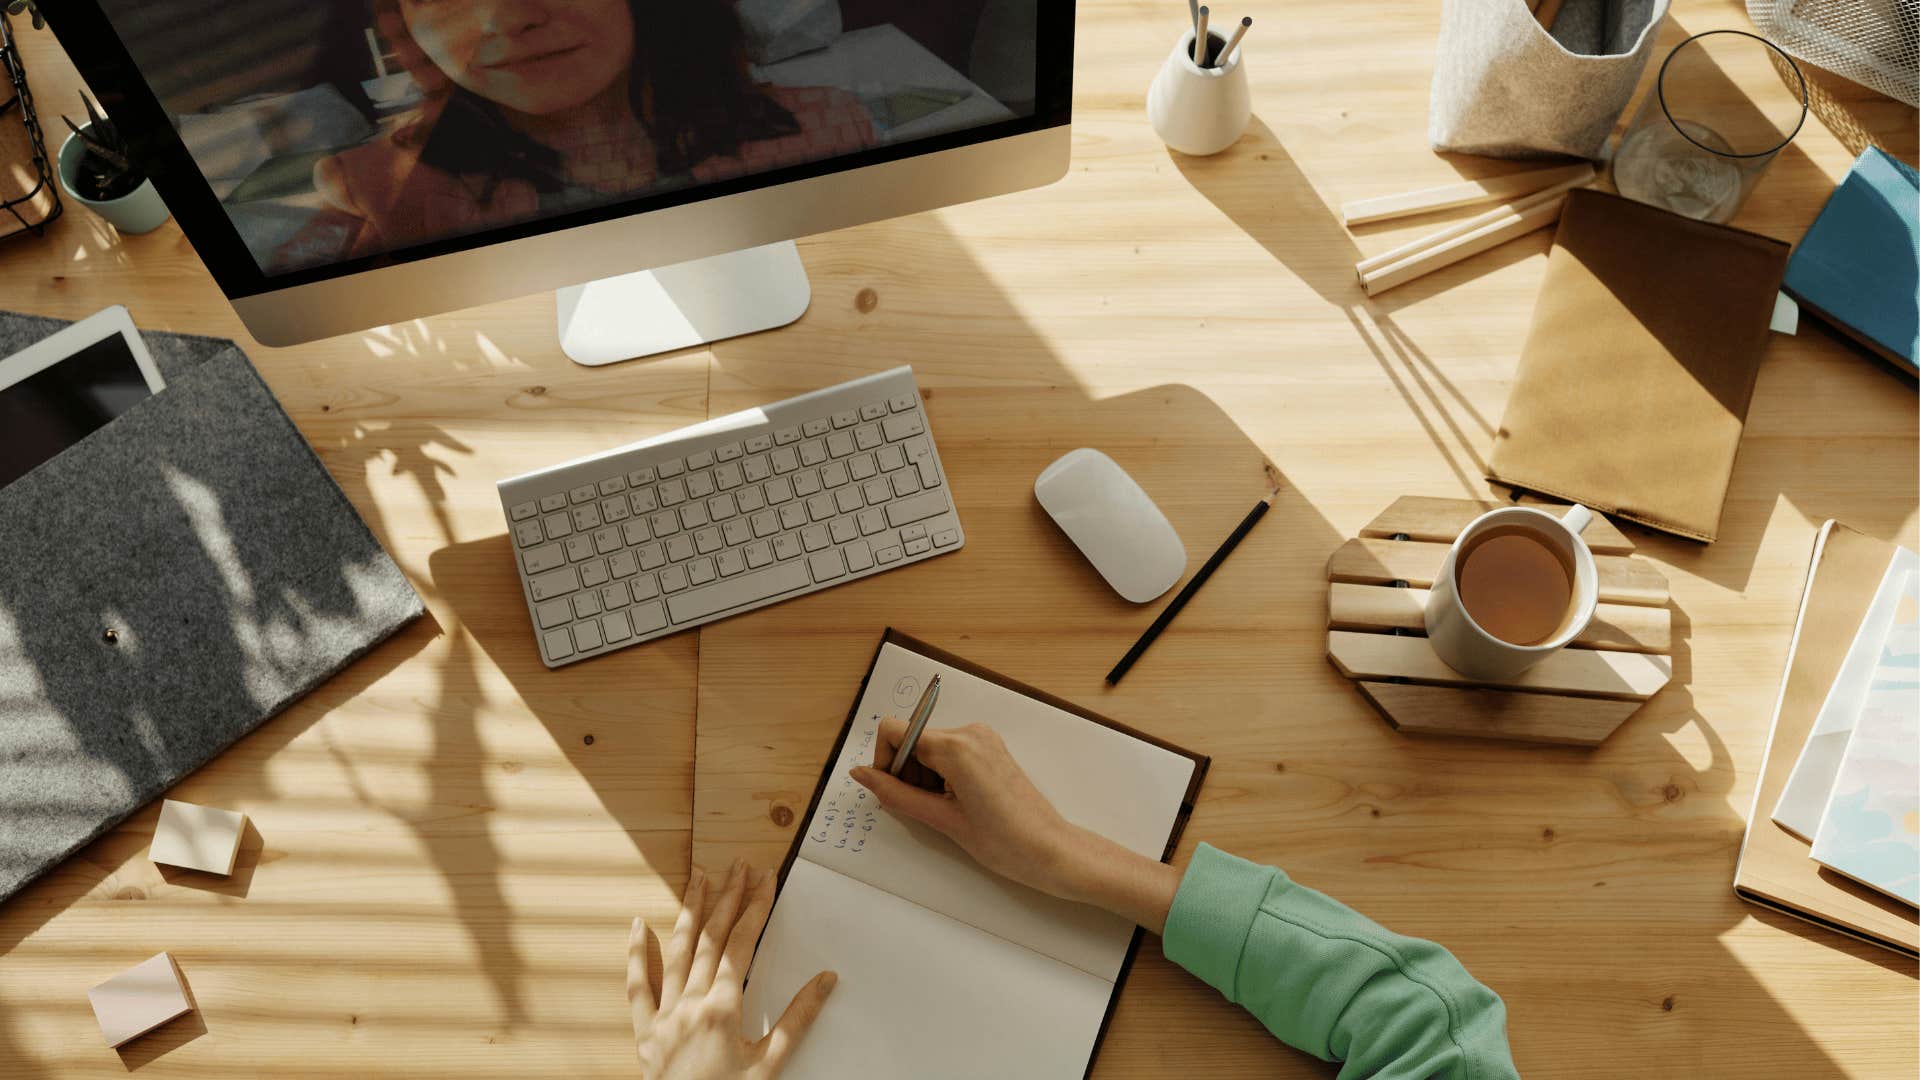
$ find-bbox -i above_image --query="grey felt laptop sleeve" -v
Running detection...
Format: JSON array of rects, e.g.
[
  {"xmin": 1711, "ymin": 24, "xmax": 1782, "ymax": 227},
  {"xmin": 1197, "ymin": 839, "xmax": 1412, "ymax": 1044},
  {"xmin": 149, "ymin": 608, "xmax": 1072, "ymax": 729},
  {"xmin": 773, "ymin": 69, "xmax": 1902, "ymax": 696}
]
[{"xmin": 0, "ymin": 312, "xmax": 424, "ymax": 903}]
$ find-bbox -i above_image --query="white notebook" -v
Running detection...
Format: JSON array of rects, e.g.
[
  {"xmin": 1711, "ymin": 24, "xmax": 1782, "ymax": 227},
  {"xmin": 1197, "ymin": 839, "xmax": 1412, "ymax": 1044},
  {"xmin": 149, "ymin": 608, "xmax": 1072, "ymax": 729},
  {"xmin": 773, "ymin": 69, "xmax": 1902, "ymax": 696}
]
[{"xmin": 742, "ymin": 633, "xmax": 1206, "ymax": 1078}]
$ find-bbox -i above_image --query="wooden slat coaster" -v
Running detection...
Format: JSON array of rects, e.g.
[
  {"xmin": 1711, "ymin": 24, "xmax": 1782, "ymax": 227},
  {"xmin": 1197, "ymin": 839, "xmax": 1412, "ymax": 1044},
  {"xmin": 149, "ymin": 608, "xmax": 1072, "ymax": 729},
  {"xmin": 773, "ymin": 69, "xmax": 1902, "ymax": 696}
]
[{"xmin": 1327, "ymin": 497, "xmax": 1674, "ymax": 746}]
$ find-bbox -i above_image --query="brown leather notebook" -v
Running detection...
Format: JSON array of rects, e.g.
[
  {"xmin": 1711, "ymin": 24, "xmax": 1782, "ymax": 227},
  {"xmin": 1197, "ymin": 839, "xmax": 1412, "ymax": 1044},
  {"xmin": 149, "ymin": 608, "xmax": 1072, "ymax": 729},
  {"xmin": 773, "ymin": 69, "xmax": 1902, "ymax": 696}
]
[
  {"xmin": 1734, "ymin": 522, "xmax": 1918, "ymax": 956},
  {"xmin": 1488, "ymin": 190, "xmax": 1791, "ymax": 542}
]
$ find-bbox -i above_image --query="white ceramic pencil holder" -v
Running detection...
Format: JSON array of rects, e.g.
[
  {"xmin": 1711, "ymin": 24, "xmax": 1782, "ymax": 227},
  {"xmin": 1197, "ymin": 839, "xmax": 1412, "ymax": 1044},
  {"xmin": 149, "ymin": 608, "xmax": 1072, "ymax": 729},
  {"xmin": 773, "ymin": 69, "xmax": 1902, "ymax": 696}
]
[{"xmin": 1147, "ymin": 29, "xmax": 1250, "ymax": 157}]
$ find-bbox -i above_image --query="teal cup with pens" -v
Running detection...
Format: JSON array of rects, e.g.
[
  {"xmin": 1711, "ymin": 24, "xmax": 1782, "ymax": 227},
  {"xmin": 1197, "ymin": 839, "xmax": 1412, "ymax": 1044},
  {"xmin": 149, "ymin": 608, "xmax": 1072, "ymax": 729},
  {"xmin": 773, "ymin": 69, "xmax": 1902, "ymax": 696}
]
[{"xmin": 1147, "ymin": 7, "xmax": 1252, "ymax": 157}]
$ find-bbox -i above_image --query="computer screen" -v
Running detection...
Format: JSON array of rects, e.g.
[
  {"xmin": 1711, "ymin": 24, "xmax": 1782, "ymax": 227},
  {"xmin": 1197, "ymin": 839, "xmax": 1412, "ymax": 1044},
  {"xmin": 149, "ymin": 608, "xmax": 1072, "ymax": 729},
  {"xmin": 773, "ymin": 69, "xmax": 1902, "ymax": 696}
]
[{"xmin": 88, "ymin": 0, "xmax": 1051, "ymax": 280}]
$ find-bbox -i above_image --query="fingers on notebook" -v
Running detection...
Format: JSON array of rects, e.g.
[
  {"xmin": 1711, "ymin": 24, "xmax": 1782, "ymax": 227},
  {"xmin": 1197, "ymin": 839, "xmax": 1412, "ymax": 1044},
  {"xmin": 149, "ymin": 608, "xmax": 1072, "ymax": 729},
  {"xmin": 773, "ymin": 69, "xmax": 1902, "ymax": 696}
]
[
  {"xmin": 851, "ymin": 766, "xmax": 963, "ymax": 836},
  {"xmin": 660, "ymin": 866, "xmax": 706, "ymax": 1010},
  {"xmin": 758, "ymin": 969, "xmax": 839, "ymax": 1074},
  {"xmin": 717, "ymin": 869, "xmax": 776, "ymax": 990},
  {"xmin": 686, "ymin": 860, "xmax": 749, "ymax": 997}
]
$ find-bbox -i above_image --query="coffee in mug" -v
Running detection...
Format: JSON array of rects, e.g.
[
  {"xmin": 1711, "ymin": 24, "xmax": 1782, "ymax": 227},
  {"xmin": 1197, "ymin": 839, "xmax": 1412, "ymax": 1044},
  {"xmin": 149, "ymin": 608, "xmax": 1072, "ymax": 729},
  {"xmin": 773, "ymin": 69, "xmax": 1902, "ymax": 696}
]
[
  {"xmin": 1455, "ymin": 524, "xmax": 1576, "ymax": 646},
  {"xmin": 1424, "ymin": 504, "xmax": 1600, "ymax": 680}
]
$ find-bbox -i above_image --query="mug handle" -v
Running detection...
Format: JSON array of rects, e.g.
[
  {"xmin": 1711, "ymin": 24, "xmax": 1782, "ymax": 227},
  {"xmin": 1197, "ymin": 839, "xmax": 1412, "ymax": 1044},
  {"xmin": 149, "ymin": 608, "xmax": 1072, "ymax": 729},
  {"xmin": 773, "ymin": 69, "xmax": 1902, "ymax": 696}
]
[{"xmin": 1561, "ymin": 504, "xmax": 1594, "ymax": 535}]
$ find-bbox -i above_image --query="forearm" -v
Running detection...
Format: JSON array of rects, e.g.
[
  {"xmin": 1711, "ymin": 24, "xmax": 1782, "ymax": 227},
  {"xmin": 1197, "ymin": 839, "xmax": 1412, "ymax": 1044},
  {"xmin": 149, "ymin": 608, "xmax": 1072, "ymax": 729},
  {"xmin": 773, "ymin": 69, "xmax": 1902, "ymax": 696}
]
[{"xmin": 1053, "ymin": 825, "xmax": 1182, "ymax": 934}]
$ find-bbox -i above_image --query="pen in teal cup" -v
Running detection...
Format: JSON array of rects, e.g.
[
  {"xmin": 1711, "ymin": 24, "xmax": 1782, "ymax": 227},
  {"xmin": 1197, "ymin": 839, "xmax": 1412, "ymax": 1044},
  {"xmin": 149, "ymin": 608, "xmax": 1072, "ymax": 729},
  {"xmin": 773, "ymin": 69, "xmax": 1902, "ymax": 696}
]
[{"xmin": 889, "ymin": 673, "xmax": 942, "ymax": 776}]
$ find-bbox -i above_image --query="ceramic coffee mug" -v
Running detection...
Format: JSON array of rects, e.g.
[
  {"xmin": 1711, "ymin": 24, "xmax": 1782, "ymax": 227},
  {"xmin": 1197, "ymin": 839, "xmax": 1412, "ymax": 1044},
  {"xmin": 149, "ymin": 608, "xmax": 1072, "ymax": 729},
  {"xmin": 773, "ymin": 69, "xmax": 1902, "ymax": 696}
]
[{"xmin": 1423, "ymin": 504, "xmax": 1598, "ymax": 680}]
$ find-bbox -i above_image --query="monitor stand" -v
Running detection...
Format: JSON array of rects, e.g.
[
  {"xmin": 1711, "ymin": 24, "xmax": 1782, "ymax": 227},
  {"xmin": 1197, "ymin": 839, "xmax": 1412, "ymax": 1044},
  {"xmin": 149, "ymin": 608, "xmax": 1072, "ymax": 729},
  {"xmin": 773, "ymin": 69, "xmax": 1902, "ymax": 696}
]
[{"xmin": 555, "ymin": 240, "xmax": 811, "ymax": 366}]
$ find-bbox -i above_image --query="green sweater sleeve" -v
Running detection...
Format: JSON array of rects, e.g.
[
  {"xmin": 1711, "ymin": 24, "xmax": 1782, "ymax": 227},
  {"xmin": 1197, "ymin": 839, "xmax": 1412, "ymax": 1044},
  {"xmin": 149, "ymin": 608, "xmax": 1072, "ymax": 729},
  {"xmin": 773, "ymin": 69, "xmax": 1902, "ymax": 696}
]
[{"xmin": 1161, "ymin": 843, "xmax": 1518, "ymax": 1080}]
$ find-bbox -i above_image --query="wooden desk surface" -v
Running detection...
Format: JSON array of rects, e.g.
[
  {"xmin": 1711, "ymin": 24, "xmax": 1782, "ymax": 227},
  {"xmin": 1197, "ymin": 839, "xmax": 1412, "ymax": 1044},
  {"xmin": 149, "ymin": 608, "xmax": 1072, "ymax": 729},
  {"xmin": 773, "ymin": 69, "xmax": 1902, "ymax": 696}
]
[{"xmin": 1, "ymin": 2, "xmax": 1913, "ymax": 1076}]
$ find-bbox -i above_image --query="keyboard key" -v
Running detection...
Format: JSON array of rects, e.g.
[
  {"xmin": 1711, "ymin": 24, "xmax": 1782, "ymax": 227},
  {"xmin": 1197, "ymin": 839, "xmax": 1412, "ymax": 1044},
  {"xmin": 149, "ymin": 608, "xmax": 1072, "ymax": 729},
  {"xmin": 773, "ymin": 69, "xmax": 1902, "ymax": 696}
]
[
  {"xmin": 933, "ymin": 529, "xmax": 960, "ymax": 548},
  {"xmin": 773, "ymin": 427, "xmax": 800, "ymax": 446},
  {"xmin": 830, "ymin": 517, "xmax": 858, "ymax": 544},
  {"xmin": 515, "ymin": 520, "xmax": 546, "ymax": 547},
  {"xmin": 687, "ymin": 472, "xmax": 715, "ymax": 499},
  {"xmin": 876, "ymin": 545, "xmax": 903, "ymax": 564},
  {"xmin": 723, "ymin": 518, "xmax": 752, "ymax": 546},
  {"xmin": 637, "ymin": 543, "xmax": 666, "ymax": 570},
  {"xmin": 798, "ymin": 440, "xmax": 827, "ymax": 466},
  {"xmin": 570, "ymin": 484, "xmax": 598, "ymax": 504},
  {"xmin": 630, "ymin": 600, "xmax": 669, "ymax": 634},
  {"xmin": 751, "ymin": 510, "xmax": 779, "ymax": 537},
  {"xmin": 832, "ymin": 410, "xmax": 858, "ymax": 429},
  {"xmin": 890, "ymin": 470, "xmax": 921, "ymax": 497},
  {"xmin": 857, "ymin": 508, "xmax": 886, "ymax": 535},
  {"xmin": 862, "ymin": 479, "xmax": 891, "ymax": 506},
  {"xmin": 510, "ymin": 500, "xmax": 538, "ymax": 522},
  {"xmin": 806, "ymin": 494, "xmax": 835, "ymax": 522},
  {"xmin": 835, "ymin": 488, "xmax": 862, "ymax": 514},
  {"xmin": 540, "ymin": 493, "xmax": 568, "ymax": 513},
  {"xmin": 715, "ymin": 463, "xmax": 743, "ymax": 490},
  {"xmin": 918, "ymin": 459, "xmax": 941, "ymax": 488},
  {"xmin": 779, "ymin": 504, "xmax": 807, "ymax": 530},
  {"xmin": 688, "ymin": 558, "xmax": 716, "ymax": 586},
  {"xmin": 593, "ymin": 526, "xmax": 622, "ymax": 554},
  {"xmin": 523, "ymin": 542, "xmax": 566, "ymax": 574},
  {"xmin": 904, "ymin": 436, "xmax": 934, "ymax": 462},
  {"xmin": 544, "ymin": 513, "xmax": 574, "ymax": 540},
  {"xmin": 827, "ymin": 432, "xmax": 855, "ymax": 458},
  {"xmin": 564, "ymin": 534, "xmax": 595, "ymax": 562},
  {"xmin": 736, "ymin": 486, "xmax": 766, "ymax": 513},
  {"xmin": 694, "ymin": 527, "xmax": 723, "ymax": 554},
  {"xmin": 801, "ymin": 525, "xmax": 830, "ymax": 552},
  {"xmin": 679, "ymin": 503, "xmax": 709, "ymax": 529},
  {"xmin": 877, "ymin": 445, "xmax": 906, "ymax": 472},
  {"xmin": 573, "ymin": 619, "xmax": 603, "ymax": 651},
  {"xmin": 573, "ymin": 590, "xmax": 602, "ymax": 618},
  {"xmin": 803, "ymin": 418, "xmax": 830, "ymax": 437},
  {"xmin": 580, "ymin": 559, "xmax": 611, "ymax": 588},
  {"xmin": 535, "ymin": 598, "xmax": 572, "ymax": 629},
  {"xmin": 543, "ymin": 628, "xmax": 575, "ymax": 659},
  {"xmin": 809, "ymin": 550, "xmax": 846, "ymax": 583},
  {"xmin": 666, "ymin": 561, "xmax": 810, "ymax": 623},
  {"xmin": 854, "ymin": 424, "xmax": 882, "ymax": 451},
  {"xmin": 717, "ymin": 442, "xmax": 743, "ymax": 462},
  {"xmin": 793, "ymin": 470, "xmax": 822, "ymax": 497},
  {"xmin": 687, "ymin": 450, "xmax": 715, "ymax": 470},
  {"xmin": 773, "ymin": 534, "xmax": 801, "ymax": 560},
  {"xmin": 601, "ymin": 581, "xmax": 631, "ymax": 609},
  {"xmin": 602, "ymin": 611, "xmax": 633, "ymax": 643},
  {"xmin": 743, "ymin": 456, "xmax": 771, "ymax": 483},
  {"xmin": 845, "ymin": 540, "xmax": 875, "ymax": 572},
  {"xmin": 657, "ymin": 459, "xmax": 685, "ymax": 478},
  {"xmin": 572, "ymin": 503, "xmax": 603, "ymax": 531},
  {"xmin": 631, "ymin": 573, "xmax": 660, "ymax": 601},
  {"xmin": 622, "ymin": 520, "xmax": 651, "ymax": 546},
  {"xmin": 717, "ymin": 549, "xmax": 746, "ymax": 577},
  {"xmin": 650, "ymin": 511, "xmax": 680, "ymax": 538},
  {"xmin": 889, "ymin": 394, "xmax": 916, "ymax": 412},
  {"xmin": 883, "ymin": 413, "xmax": 925, "ymax": 442},
  {"xmin": 771, "ymin": 448, "xmax": 799, "ymax": 474},
  {"xmin": 849, "ymin": 453, "xmax": 877, "ymax": 480},
  {"xmin": 529, "ymin": 566, "xmax": 580, "ymax": 601},
  {"xmin": 709, "ymin": 493, "xmax": 738, "ymax": 520},
  {"xmin": 626, "ymin": 466, "xmax": 655, "ymax": 486},
  {"xmin": 746, "ymin": 434, "xmax": 773, "ymax": 453},
  {"xmin": 745, "ymin": 540, "xmax": 772, "ymax": 568},
  {"xmin": 602, "ymin": 498, "xmax": 631, "ymax": 523},
  {"xmin": 660, "ymin": 565, "xmax": 689, "ymax": 593},
  {"xmin": 765, "ymin": 476, "xmax": 794, "ymax": 504},
  {"xmin": 666, "ymin": 535, "xmax": 695, "ymax": 562},
  {"xmin": 886, "ymin": 490, "xmax": 950, "ymax": 528},
  {"xmin": 821, "ymin": 461, "xmax": 850, "ymax": 488},
  {"xmin": 599, "ymin": 476, "xmax": 627, "ymax": 496},
  {"xmin": 609, "ymin": 550, "xmax": 639, "ymax": 578},
  {"xmin": 905, "ymin": 536, "xmax": 932, "ymax": 555},
  {"xmin": 630, "ymin": 488, "xmax": 659, "ymax": 514},
  {"xmin": 901, "ymin": 524, "xmax": 928, "ymax": 543},
  {"xmin": 860, "ymin": 402, "xmax": 887, "ymax": 421},
  {"xmin": 659, "ymin": 480, "xmax": 687, "ymax": 506}
]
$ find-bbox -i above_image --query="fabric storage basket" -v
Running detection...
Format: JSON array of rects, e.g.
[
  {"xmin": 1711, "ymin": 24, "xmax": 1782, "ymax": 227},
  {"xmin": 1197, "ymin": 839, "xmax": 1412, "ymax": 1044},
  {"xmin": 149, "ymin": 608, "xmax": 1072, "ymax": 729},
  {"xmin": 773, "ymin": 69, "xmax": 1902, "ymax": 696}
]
[{"xmin": 1430, "ymin": 0, "xmax": 1670, "ymax": 161}]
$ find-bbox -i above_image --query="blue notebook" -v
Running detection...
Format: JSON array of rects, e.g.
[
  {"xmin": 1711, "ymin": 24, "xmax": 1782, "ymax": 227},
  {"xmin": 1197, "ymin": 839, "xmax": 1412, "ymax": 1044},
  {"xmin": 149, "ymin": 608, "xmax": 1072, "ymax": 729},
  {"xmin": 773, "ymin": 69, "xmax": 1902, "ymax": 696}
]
[{"xmin": 1782, "ymin": 147, "xmax": 1918, "ymax": 376}]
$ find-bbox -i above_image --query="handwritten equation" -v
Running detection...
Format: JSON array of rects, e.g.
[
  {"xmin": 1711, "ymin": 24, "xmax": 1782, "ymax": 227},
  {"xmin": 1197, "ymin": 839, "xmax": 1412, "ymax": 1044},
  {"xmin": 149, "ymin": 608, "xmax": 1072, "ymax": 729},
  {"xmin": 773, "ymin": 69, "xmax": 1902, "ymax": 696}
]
[{"xmin": 808, "ymin": 715, "xmax": 880, "ymax": 854}]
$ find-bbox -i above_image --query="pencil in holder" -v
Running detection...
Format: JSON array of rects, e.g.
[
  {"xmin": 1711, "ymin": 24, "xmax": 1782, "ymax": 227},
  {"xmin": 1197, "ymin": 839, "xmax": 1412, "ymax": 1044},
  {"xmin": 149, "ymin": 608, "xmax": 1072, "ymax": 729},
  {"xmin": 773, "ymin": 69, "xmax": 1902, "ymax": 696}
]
[{"xmin": 1147, "ymin": 29, "xmax": 1250, "ymax": 157}]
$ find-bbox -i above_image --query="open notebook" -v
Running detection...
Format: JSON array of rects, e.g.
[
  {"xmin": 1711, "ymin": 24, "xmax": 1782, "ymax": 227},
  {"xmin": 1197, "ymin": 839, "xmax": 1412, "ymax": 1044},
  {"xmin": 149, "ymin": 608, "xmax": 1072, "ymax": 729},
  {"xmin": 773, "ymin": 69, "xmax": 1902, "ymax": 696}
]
[{"xmin": 742, "ymin": 631, "xmax": 1208, "ymax": 1078}]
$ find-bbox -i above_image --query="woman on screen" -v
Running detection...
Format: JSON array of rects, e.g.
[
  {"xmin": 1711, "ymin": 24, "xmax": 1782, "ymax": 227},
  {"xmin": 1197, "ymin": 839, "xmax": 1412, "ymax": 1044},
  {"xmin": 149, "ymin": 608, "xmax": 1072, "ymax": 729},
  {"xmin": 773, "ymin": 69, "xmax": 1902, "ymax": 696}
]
[{"xmin": 280, "ymin": 0, "xmax": 876, "ymax": 269}]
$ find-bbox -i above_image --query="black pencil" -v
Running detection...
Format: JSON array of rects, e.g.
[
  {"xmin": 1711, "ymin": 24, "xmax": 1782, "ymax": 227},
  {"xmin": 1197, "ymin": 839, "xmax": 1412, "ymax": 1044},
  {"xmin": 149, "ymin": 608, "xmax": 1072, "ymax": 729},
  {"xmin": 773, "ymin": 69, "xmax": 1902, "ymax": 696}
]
[{"xmin": 1106, "ymin": 484, "xmax": 1277, "ymax": 685}]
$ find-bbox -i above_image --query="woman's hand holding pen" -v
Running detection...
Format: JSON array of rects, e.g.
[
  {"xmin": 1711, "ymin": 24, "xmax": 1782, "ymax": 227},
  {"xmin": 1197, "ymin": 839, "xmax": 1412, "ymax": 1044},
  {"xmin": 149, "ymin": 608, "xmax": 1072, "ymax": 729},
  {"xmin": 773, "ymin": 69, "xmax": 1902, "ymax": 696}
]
[{"xmin": 851, "ymin": 718, "xmax": 1182, "ymax": 935}]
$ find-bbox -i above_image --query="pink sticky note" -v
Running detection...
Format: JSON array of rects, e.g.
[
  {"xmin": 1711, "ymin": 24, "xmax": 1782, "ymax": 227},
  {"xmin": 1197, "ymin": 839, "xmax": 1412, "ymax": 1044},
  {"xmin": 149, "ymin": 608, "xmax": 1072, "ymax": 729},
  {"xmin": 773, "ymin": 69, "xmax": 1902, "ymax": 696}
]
[{"xmin": 87, "ymin": 952, "xmax": 193, "ymax": 1047}]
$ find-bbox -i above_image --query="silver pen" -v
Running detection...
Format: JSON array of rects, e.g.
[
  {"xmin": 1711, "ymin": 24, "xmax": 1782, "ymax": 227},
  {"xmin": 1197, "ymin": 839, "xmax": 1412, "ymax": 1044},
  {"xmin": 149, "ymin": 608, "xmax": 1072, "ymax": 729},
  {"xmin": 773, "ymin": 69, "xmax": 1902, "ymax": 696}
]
[{"xmin": 888, "ymin": 674, "xmax": 942, "ymax": 776}]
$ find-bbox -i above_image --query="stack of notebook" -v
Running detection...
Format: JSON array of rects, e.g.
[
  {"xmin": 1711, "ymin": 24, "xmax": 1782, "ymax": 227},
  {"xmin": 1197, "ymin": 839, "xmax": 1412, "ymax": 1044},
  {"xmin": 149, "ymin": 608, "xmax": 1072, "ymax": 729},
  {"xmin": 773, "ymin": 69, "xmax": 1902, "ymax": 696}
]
[{"xmin": 1735, "ymin": 522, "xmax": 1920, "ymax": 956}]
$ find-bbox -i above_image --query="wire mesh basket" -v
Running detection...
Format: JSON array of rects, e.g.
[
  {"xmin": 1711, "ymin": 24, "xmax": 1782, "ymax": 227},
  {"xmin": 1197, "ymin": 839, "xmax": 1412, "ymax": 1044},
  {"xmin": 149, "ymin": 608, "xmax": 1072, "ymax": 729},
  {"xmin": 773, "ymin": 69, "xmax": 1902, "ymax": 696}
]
[
  {"xmin": 0, "ymin": 11, "xmax": 62, "ymax": 241},
  {"xmin": 1747, "ymin": 0, "xmax": 1919, "ymax": 107}
]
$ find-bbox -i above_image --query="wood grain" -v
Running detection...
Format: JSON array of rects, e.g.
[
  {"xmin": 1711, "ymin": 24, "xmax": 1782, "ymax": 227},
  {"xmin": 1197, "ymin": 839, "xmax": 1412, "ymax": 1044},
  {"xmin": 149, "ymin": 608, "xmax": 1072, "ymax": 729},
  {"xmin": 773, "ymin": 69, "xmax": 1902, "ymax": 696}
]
[
  {"xmin": 1328, "ymin": 582, "xmax": 1671, "ymax": 652},
  {"xmin": 1328, "ymin": 630, "xmax": 1673, "ymax": 699},
  {"xmin": 1355, "ymin": 682, "xmax": 1640, "ymax": 746},
  {"xmin": 0, "ymin": 2, "xmax": 1915, "ymax": 1078},
  {"xmin": 1328, "ymin": 537, "xmax": 1672, "ymax": 606},
  {"xmin": 1341, "ymin": 162, "xmax": 1592, "ymax": 226}
]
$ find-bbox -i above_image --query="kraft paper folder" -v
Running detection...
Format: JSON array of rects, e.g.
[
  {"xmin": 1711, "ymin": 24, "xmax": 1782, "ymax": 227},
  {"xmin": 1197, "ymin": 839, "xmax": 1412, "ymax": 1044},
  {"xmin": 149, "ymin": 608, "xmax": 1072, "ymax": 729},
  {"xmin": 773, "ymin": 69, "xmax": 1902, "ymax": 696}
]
[
  {"xmin": 0, "ymin": 312, "xmax": 424, "ymax": 904},
  {"xmin": 743, "ymin": 629, "xmax": 1209, "ymax": 1079},
  {"xmin": 1734, "ymin": 522, "xmax": 1920, "ymax": 956}
]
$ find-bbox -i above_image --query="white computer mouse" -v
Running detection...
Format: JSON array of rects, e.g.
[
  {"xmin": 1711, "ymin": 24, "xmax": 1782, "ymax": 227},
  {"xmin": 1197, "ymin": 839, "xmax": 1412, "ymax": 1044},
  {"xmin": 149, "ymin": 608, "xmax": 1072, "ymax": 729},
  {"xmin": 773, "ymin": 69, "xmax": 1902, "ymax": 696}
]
[{"xmin": 1034, "ymin": 448, "xmax": 1187, "ymax": 603}]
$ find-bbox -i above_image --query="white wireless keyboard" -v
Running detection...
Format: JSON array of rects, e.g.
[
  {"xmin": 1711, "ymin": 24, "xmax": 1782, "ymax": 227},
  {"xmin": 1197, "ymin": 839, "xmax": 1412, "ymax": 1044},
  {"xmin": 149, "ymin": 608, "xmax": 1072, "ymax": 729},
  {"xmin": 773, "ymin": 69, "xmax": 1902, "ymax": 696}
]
[{"xmin": 497, "ymin": 366, "xmax": 963, "ymax": 667}]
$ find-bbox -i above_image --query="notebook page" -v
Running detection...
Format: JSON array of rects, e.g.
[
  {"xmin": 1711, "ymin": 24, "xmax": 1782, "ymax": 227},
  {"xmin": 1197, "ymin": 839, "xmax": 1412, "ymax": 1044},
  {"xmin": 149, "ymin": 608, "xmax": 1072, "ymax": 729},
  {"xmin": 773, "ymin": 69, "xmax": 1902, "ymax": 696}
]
[
  {"xmin": 743, "ymin": 859, "xmax": 1115, "ymax": 1080},
  {"xmin": 796, "ymin": 641, "xmax": 1194, "ymax": 981}
]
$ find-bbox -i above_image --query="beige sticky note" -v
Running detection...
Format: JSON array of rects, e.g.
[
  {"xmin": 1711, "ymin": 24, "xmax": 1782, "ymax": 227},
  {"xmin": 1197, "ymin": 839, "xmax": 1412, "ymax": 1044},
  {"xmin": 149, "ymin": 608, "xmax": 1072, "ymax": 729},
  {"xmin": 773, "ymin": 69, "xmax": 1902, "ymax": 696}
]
[
  {"xmin": 150, "ymin": 800, "xmax": 246, "ymax": 876},
  {"xmin": 88, "ymin": 952, "xmax": 193, "ymax": 1047}
]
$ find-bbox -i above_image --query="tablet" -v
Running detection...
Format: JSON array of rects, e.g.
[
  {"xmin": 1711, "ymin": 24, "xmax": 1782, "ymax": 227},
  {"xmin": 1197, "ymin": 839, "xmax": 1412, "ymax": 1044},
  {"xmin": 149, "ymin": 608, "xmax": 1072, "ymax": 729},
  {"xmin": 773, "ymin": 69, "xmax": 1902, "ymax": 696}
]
[{"xmin": 0, "ymin": 306, "xmax": 165, "ymax": 487}]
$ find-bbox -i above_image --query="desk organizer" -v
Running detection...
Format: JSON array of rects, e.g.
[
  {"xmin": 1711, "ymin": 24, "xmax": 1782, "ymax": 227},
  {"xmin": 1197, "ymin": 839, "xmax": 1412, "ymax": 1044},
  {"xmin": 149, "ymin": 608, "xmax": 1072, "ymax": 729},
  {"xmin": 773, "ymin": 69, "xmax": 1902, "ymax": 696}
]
[{"xmin": 1326, "ymin": 496, "xmax": 1673, "ymax": 747}]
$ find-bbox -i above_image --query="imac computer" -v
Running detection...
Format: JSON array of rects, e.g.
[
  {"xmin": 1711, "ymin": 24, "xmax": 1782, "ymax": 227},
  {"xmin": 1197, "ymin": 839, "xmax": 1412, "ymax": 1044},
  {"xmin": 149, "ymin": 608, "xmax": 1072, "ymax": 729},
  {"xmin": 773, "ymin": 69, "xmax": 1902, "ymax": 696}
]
[{"xmin": 43, "ymin": 1, "xmax": 1072, "ymax": 363}]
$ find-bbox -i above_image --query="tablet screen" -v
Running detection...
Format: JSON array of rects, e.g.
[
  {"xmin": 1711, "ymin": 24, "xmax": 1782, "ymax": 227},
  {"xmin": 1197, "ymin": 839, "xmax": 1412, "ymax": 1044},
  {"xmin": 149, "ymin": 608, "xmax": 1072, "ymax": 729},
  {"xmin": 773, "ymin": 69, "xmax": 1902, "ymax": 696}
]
[{"xmin": 0, "ymin": 334, "xmax": 157, "ymax": 487}]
